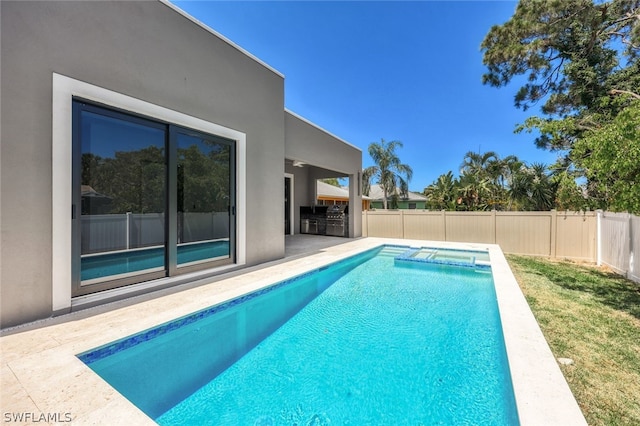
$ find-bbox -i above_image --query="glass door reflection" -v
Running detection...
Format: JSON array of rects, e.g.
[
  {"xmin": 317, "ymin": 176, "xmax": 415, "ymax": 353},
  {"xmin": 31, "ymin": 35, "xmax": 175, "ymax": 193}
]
[
  {"xmin": 75, "ymin": 104, "xmax": 167, "ymax": 290},
  {"xmin": 176, "ymin": 131, "xmax": 232, "ymax": 268},
  {"xmin": 73, "ymin": 100, "xmax": 236, "ymax": 296}
]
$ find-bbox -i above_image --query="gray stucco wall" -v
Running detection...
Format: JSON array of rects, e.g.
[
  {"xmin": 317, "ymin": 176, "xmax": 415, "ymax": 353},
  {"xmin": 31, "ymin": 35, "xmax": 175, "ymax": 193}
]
[
  {"xmin": 285, "ymin": 111, "xmax": 363, "ymax": 237},
  {"xmin": 1, "ymin": 1, "xmax": 285, "ymax": 327},
  {"xmin": 285, "ymin": 111, "xmax": 361, "ymax": 176}
]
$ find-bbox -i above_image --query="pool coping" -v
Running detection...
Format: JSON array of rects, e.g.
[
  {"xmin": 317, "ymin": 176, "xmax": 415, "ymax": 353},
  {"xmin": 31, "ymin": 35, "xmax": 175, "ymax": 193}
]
[
  {"xmin": 394, "ymin": 246, "xmax": 492, "ymax": 269},
  {"xmin": 0, "ymin": 237, "xmax": 587, "ymax": 425}
]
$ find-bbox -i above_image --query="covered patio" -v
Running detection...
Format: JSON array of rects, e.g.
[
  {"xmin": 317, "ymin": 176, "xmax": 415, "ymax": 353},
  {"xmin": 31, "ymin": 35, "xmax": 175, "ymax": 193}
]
[
  {"xmin": 284, "ymin": 234, "xmax": 359, "ymax": 258},
  {"xmin": 284, "ymin": 110, "xmax": 363, "ymax": 238}
]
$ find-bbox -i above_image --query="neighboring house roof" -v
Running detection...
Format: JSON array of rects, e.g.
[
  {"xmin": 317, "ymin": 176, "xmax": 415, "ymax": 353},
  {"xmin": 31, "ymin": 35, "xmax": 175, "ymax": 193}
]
[
  {"xmin": 316, "ymin": 180, "xmax": 371, "ymax": 200},
  {"xmin": 81, "ymin": 185, "xmax": 111, "ymax": 199},
  {"xmin": 366, "ymin": 184, "xmax": 427, "ymax": 202}
]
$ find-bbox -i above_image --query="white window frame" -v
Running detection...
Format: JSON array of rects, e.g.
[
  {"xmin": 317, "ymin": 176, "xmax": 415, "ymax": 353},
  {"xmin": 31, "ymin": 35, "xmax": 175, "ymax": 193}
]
[{"xmin": 52, "ymin": 73, "xmax": 246, "ymax": 312}]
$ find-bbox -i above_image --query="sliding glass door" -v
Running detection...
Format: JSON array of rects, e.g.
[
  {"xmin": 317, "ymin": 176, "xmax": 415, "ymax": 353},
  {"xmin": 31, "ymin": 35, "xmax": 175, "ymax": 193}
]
[
  {"xmin": 174, "ymin": 129, "xmax": 234, "ymax": 271},
  {"xmin": 72, "ymin": 100, "xmax": 235, "ymax": 296}
]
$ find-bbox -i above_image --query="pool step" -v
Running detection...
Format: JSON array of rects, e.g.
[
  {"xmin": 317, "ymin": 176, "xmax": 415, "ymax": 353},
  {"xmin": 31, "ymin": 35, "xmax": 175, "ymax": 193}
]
[
  {"xmin": 379, "ymin": 246, "xmax": 412, "ymax": 257},
  {"xmin": 394, "ymin": 248, "xmax": 490, "ymax": 270}
]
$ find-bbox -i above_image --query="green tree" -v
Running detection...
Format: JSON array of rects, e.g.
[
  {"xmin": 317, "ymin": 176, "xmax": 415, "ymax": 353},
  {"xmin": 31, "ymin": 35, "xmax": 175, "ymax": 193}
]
[
  {"xmin": 82, "ymin": 147, "xmax": 166, "ymax": 214},
  {"xmin": 474, "ymin": 152, "xmax": 527, "ymax": 210},
  {"xmin": 457, "ymin": 172, "xmax": 491, "ymax": 211},
  {"xmin": 458, "ymin": 151, "xmax": 516, "ymax": 210},
  {"xmin": 321, "ymin": 178, "xmax": 341, "ymax": 187},
  {"xmin": 425, "ymin": 151, "xmax": 559, "ymax": 211},
  {"xmin": 494, "ymin": 155, "xmax": 525, "ymax": 210},
  {"xmin": 82, "ymin": 141, "xmax": 231, "ymax": 215},
  {"xmin": 552, "ymin": 169, "xmax": 588, "ymax": 211},
  {"xmin": 481, "ymin": 0, "xmax": 640, "ymax": 209},
  {"xmin": 508, "ymin": 163, "xmax": 556, "ymax": 211},
  {"xmin": 573, "ymin": 101, "xmax": 640, "ymax": 213},
  {"xmin": 424, "ymin": 171, "xmax": 458, "ymax": 210},
  {"xmin": 177, "ymin": 143, "xmax": 230, "ymax": 213},
  {"xmin": 460, "ymin": 151, "xmax": 498, "ymax": 177},
  {"xmin": 362, "ymin": 139, "xmax": 413, "ymax": 209},
  {"xmin": 482, "ymin": 0, "xmax": 639, "ymax": 122}
]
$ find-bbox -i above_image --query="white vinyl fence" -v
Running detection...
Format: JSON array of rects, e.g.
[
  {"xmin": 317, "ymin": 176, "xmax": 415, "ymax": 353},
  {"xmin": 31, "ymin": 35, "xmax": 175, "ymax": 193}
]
[{"xmin": 598, "ymin": 211, "xmax": 640, "ymax": 284}]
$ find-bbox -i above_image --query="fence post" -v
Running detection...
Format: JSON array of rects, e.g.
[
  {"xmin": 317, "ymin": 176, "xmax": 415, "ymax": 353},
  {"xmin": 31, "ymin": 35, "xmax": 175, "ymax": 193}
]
[
  {"xmin": 400, "ymin": 209, "xmax": 405, "ymax": 239},
  {"xmin": 627, "ymin": 213, "xmax": 633, "ymax": 280},
  {"xmin": 550, "ymin": 210, "xmax": 557, "ymax": 259},
  {"xmin": 596, "ymin": 210, "xmax": 603, "ymax": 266},
  {"xmin": 441, "ymin": 210, "xmax": 446, "ymax": 241},
  {"xmin": 491, "ymin": 209, "xmax": 497, "ymax": 244}
]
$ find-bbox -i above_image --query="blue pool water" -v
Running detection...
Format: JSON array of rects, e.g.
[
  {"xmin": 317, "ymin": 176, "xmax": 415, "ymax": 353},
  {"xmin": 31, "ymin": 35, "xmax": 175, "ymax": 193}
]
[
  {"xmin": 395, "ymin": 246, "xmax": 492, "ymax": 269},
  {"xmin": 78, "ymin": 245, "xmax": 519, "ymax": 425},
  {"xmin": 81, "ymin": 240, "xmax": 229, "ymax": 280}
]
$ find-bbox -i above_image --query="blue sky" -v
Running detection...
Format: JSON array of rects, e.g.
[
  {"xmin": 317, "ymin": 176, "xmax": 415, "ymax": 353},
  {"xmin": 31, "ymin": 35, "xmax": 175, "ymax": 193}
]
[{"xmin": 172, "ymin": 0, "xmax": 560, "ymax": 192}]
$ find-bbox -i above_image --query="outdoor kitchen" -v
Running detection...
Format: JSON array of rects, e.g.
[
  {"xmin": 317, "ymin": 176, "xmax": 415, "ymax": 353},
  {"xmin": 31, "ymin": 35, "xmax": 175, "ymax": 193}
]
[{"xmin": 300, "ymin": 205, "xmax": 349, "ymax": 237}]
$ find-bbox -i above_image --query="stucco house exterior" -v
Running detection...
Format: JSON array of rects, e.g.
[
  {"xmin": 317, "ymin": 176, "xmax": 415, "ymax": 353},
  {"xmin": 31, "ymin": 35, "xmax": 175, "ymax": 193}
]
[
  {"xmin": 367, "ymin": 184, "xmax": 427, "ymax": 209},
  {"xmin": 0, "ymin": 0, "xmax": 362, "ymax": 328}
]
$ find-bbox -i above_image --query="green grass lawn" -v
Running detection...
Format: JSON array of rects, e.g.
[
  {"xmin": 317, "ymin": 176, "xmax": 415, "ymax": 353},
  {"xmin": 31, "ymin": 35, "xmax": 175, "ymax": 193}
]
[{"xmin": 507, "ymin": 255, "xmax": 640, "ymax": 426}]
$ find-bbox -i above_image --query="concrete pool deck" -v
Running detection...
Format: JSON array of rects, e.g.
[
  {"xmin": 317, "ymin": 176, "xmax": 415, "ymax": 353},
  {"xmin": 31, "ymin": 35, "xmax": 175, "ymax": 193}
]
[{"xmin": 1, "ymin": 237, "xmax": 586, "ymax": 425}]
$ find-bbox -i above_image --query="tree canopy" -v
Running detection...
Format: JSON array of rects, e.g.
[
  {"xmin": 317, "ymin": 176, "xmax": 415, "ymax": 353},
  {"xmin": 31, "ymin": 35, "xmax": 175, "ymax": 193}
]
[
  {"xmin": 82, "ymin": 143, "xmax": 230, "ymax": 215},
  {"xmin": 321, "ymin": 178, "xmax": 341, "ymax": 187},
  {"xmin": 423, "ymin": 151, "xmax": 562, "ymax": 211},
  {"xmin": 481, "ymin": 0, "xmax": 640, "ymax": 213},
  {"xmin": 573, "ymin": 101, "xmax": 640, "ymax": 212}
]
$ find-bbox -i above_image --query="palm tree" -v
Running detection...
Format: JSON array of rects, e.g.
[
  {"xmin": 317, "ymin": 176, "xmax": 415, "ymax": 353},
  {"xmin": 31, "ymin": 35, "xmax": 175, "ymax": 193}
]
[
  {"xmin": 424, "ymin": 171, "xmax": 457, "ymax": 210},
  {"xmin": 460, "ymin": 151, "xmax": 498, "ymax": 178},
  {"xmin": 457, "ymin": 151, "xmax": 499, "ymax": 210},
  {"xmin": 509, "ymin": 163, "xmax": 555, "ymax": 210},
  {"xmin": 457, "ymin": 172, "xmax": 491, "ymax": 210},
  {"xmin": 488, "ymin": 155, "xmax": 523, "ymax": 210},
  {"xmin": 363, "ymin": 139, "xmax": 413, "ymax": 209},
  {"xmin": 528, "ymin": 163, "xmax": 555, "ymax": 210}
]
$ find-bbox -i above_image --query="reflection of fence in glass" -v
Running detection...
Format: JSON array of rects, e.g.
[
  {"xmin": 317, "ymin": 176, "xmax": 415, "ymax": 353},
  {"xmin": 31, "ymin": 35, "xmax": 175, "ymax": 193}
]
[
  {"xmin": 178, "ymin": 212, "xmax": 229, "ymax": 244},
  {"xmin": 81, "ymin": 212, "xmax": 229, "ymax": 254}
]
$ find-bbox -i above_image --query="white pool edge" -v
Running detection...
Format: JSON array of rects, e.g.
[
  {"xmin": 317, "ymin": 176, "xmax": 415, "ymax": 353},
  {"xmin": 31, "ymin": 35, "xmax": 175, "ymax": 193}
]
[
  {"xmin": 1, "ymin": 237, "xmax": 587, "ymax": 425},
  {"xmin": 487, "ymin": 245, "xmax": 587, "ymax": 426}
]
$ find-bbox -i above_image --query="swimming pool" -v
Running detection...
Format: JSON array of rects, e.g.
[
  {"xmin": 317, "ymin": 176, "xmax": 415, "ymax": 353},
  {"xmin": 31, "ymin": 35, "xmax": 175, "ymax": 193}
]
[
  {"xmin": 78, "ymin": 245, "xmax": 519, "ymax": 424},
  {"xmin": 393, "ymin": 245, "xmax": 492, "ymax": 268}
]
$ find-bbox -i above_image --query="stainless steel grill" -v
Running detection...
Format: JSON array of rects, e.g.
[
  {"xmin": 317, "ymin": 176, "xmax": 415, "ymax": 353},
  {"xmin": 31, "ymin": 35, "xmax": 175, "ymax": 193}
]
[
  {"xmin": 300, "ymin": 205, "xmax": 348, "ymax": 237},
  {"xmin": 326, "ymin": 205, "xmax": 348, "ymax": 237}
]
